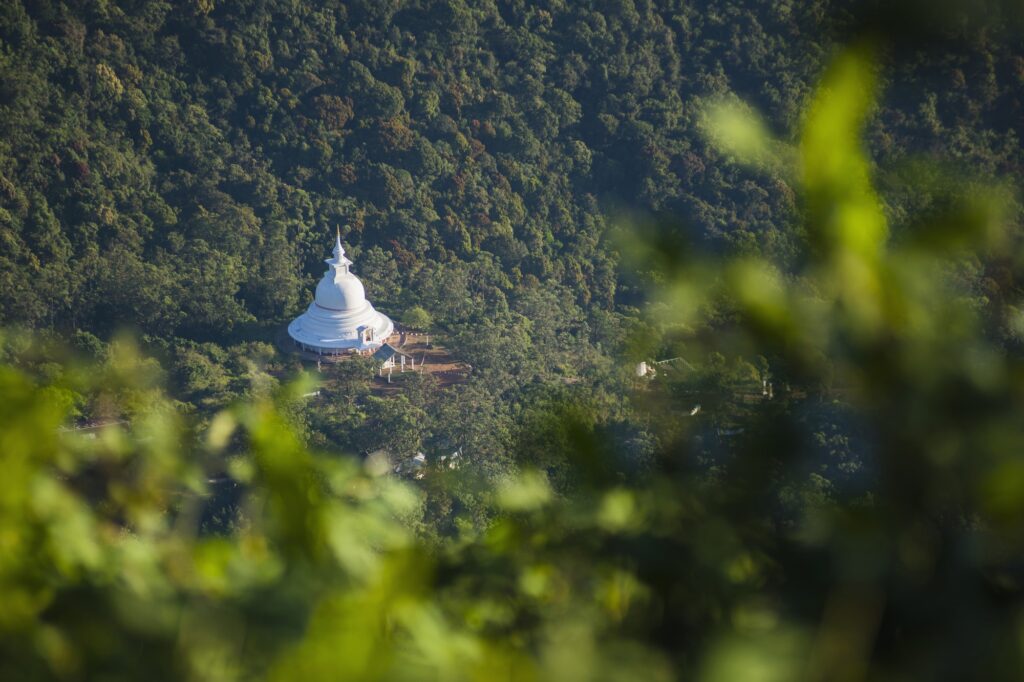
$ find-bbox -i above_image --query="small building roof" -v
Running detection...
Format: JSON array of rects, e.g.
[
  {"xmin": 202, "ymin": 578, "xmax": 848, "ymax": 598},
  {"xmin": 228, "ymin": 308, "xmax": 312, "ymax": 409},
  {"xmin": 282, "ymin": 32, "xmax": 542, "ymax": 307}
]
[{"xmin": 372, "ymin": 343, "xmax": 409, "ymax": 362}]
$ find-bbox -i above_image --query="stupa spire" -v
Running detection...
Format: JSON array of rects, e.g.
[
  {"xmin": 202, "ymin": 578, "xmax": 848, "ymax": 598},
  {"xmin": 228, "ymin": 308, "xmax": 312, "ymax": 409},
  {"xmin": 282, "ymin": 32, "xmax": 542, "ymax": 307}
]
[{"xmin": 333, "ymin": 226, "xmax": 345, "ymax": 261}]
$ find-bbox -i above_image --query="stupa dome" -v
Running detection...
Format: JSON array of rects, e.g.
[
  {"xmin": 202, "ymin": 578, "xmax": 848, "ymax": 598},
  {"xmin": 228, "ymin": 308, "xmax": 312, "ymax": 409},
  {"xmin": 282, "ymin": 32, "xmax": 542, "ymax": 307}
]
[
  {"xmin": 315, "ymin": 273, "xmax": 366, "ymax": 311},
  {"xmin": 287, "ymin": 231, "xmax": 394, "ymax": 354}
]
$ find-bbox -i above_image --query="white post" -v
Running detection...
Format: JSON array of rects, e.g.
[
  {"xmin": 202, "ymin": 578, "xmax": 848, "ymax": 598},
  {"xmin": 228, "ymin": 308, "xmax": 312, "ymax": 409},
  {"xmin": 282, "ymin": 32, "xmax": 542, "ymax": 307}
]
[
  {"xmin": 388, "ymin": 369, "xmax": 392, "ymax": 384},
  {"xmin": 401, "ymin": 355, "xmax": 406, "ymax": 372}
]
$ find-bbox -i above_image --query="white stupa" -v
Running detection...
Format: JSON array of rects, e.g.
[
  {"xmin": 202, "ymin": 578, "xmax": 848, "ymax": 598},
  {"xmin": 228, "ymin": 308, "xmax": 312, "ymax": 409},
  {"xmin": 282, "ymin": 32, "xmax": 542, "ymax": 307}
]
[{"xmin": 288, "ymin": 230, "xmax": 394, "ymax": 355}]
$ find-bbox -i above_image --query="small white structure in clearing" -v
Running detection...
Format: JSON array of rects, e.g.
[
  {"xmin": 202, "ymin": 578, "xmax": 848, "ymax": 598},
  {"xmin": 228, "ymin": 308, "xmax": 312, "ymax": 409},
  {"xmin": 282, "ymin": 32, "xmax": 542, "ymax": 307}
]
[
  {"xmin": 288, "ymin": 229, "xmax": 394, "ymax": 355},
  {"xmin": 439, "ymin": 448, "xmax": 463, "ymax": 470},
  {"xmin": 373, "ymin": 343, "xmax": 415, "ymax": 371},
  {"xmin": 392, "ymin": 452, "xmax": 428, "ymax": 479}
]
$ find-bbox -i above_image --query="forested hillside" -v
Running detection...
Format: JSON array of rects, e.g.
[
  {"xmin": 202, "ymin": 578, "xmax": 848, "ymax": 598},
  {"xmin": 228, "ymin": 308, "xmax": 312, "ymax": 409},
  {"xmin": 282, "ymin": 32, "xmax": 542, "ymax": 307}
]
[
  {"xmin": 0, "ymin": 0, "xmax": 1021, "ymax": 516},
  {"xmin": 2, "ymin": 0, "xmax": 1021, "ymax": 335},
  {"xmin": 0, "ymin": 0, "xmax": 1020, "ymax": 477},
  {"xmin": 3, "ymin": 1, "xmax": 1024, "ymax": 679}
]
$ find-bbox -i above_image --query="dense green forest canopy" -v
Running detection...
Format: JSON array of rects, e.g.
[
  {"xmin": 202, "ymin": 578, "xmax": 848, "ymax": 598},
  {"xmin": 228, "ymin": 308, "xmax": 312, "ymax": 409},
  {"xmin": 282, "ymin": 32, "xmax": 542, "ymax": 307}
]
[
  {"xmin": 2, "ymin": 0, "xmax": 1021, "ymax": 339},
  {"xmin": 2, "ymin": 0, "xmax": 1022, "ymax": 464},
  {"xmin": 2, "ymin": 0, "xmax": 1024, "ymax": 679}
]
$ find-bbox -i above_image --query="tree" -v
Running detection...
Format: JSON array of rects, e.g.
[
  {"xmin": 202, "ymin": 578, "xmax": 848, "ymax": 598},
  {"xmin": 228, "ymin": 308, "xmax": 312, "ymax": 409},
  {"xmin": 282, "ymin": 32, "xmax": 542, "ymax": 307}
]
[{"xmin": 401, "ymin": 305, "xmax": 432, "ymax": 330}]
